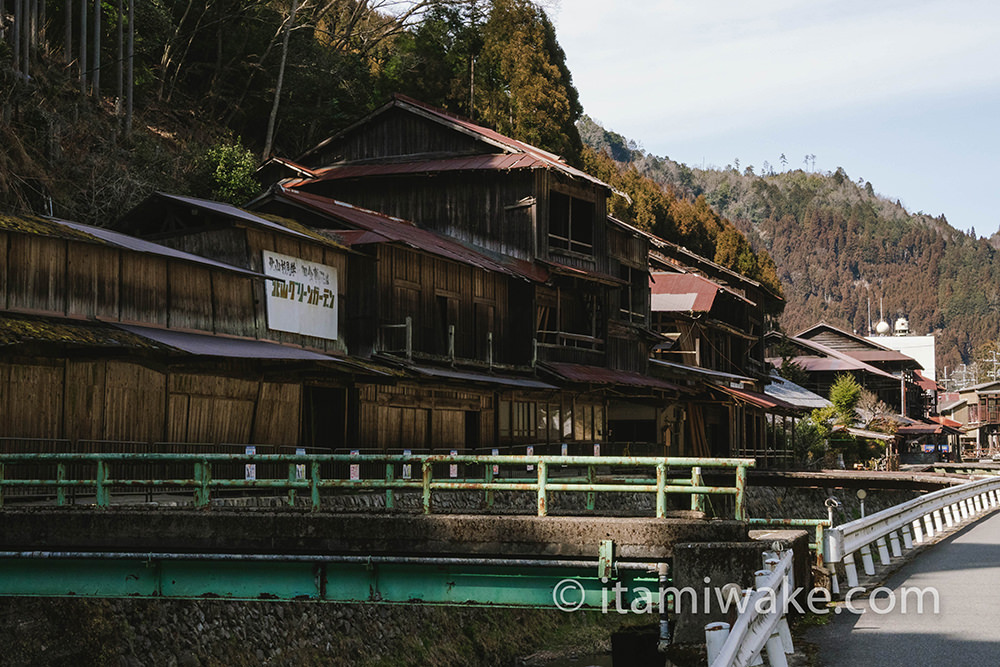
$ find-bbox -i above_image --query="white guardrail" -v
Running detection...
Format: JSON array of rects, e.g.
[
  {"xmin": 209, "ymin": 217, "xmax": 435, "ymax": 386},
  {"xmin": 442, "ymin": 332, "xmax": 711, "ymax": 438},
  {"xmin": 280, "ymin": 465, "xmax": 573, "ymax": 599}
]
[
  {"xmin": 707, "ymin": 549, "xmax": 796, "ymax": 667},
  {"xmin": 824, "ymin": 476, "xmax": 1000, "ymax": 590}
]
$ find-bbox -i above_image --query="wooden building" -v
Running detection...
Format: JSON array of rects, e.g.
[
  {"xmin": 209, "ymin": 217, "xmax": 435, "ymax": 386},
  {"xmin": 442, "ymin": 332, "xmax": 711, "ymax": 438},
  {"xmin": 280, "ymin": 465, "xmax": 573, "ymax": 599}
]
[
  {"xmin": 767, "ymin": 323, "xmax": 925, "ymax": 417},
  {"xmin": 0, "ymin": 207, "xmax": 386, "ymax": 449}
]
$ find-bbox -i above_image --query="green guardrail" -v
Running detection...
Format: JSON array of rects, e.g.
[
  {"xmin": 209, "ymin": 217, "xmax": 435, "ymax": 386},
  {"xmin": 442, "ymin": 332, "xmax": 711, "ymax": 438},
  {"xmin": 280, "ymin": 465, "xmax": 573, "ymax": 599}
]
[
  {"xmin": 747, "ymin": 517, "xmax": 830, "ymax": 561},
  {"xmin": 0, "ymin": 453, "xmax": 755, "ymax": 519}
]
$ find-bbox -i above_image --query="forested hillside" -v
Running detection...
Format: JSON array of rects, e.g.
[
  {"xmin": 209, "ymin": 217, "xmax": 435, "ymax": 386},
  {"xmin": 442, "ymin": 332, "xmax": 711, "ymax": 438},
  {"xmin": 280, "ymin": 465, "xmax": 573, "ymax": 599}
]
[
  {"xmin": 0, "ymin": 0, "xmax": 778, "ymax": 296},
  {"xmin": 580, "ymin": 117, "xmax": 1000, "ymax": 371}
]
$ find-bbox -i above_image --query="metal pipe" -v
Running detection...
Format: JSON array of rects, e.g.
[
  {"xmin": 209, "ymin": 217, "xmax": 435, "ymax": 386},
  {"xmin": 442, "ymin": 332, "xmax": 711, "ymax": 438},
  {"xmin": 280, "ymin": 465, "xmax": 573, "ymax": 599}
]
[{"xmin": 0, "ymin": 550, "xmax": 662, "ymax": 570}]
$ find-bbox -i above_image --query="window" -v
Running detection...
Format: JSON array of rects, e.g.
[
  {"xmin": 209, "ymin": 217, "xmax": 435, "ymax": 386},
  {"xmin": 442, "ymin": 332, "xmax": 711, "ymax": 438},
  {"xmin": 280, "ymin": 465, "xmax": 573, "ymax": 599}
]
[{"xmin": 548, "ymin": 191, "xmax": 595, "ymax": 256}]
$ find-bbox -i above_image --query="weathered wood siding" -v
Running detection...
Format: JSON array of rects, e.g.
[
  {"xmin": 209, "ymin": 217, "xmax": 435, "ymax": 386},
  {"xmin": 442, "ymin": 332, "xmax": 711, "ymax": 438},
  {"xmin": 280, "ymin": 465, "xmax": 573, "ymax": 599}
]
[
  {"xmin": 302, "ymin": 171, "xmax": 538, "ymax": 261},
  {"xmin": 376, "ymin": 245, "xmax": 517, "ymax": 364},
  {"xmin": 0, "ymin": 358, "xmax": 302, "ymax": 445},
  {"xmin": 357, "ymin": 383, "xmax": 493, "ymax": 450},
  {"xmin": 0, "ymin": 229, "xmax": 349, "ymax": 353}
]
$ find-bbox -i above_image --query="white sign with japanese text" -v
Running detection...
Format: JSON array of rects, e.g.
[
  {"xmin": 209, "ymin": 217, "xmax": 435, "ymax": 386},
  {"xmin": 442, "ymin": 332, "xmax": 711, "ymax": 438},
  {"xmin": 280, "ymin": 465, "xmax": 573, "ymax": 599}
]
[{"xmin": 262, "ymin": 250, "xmax": 338, "ymax": 340}]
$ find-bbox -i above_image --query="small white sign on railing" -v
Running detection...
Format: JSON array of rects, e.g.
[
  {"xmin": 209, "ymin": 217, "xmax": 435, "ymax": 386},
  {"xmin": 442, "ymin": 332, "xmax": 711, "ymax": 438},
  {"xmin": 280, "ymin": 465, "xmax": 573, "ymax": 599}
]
[
  {"xmin": 245, "ymin": 445, "xmax": 256, "ymax": 481},
  {"xmin": 349, "ymin": 449, "xmax": 360, "ymax": 481},
  {"xmin": 593, "ymin": 443, "xmax": 600, "ymax": 457},
  {"xmin": 295, "ymin": 447, "xmax": 305, "ymax": 480},
  {"xmin": 450, "ymin": 450, "xmax": 459, "ymax": 478},
  {"xmin": 492, "ymin": 448, "xmax": 499, "ymax": 476},
  {"xmin": 402, "ymin": 449, "xmax": 412, "ymax": 479},
  {"xmin": 526, "ymin": 445, "xmax": 534, "ymax": 471}
]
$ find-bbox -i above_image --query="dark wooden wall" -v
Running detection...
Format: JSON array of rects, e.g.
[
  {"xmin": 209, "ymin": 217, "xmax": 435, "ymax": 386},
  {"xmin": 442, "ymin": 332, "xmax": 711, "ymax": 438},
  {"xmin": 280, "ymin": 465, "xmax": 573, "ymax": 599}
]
[{"xmin": 0, "ymin": 359, "xmax": 302, "ymax": 445}]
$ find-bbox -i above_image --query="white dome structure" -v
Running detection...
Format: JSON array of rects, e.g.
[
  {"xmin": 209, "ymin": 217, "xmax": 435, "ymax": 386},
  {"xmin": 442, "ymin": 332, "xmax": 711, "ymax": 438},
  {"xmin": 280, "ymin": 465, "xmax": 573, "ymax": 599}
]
[{"xmin": 875, "ymin": 320, "xmax": 891, "ymax": 335}]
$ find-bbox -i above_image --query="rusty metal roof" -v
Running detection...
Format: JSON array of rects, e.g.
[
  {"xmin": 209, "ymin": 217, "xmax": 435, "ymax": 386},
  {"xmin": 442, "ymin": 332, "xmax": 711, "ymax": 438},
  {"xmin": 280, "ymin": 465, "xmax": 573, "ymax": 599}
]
[
  {"xmin": 540, "ymin": 362, "xmax": 684, "ymax": 392},
  {"xmin": 293, "ymin": 153, "xmax": 558, "ymax": 185},
  {"xmin": 713, "ymin": 384, "xmax": 800, "ymax": 413},
  {"xmin": 650, "ymin": 271, "xmax": 754, "ymax": 313},
  {"xmin": 270, "ymin": 189, "xmax": 548, "ymax": 283},
  {"xmin": 295, "ymin": 94, "xmax": 608, "ymax": 189}
]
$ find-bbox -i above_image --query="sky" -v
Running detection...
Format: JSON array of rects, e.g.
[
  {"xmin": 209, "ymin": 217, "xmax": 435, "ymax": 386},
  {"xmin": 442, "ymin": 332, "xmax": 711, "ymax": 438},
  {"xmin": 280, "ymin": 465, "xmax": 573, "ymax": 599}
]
[{"xmin": 549, "ymin": 0, "xmax": 1000, "ymax": 236}]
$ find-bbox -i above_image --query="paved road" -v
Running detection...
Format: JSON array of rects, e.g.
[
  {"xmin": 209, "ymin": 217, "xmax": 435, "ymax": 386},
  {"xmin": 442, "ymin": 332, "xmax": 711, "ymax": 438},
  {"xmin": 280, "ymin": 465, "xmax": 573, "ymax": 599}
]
[{"xmin": 806, "ymin": 509, "xmax": 1000, "ymax": 666}]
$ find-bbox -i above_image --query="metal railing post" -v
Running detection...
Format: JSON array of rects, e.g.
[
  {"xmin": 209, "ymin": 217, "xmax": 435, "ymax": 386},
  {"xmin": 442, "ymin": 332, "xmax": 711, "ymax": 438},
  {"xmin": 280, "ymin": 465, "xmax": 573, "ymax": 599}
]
[
  {"xmin": 447, "ymin": 324, "xmax": 455, "ymax": 364},
  {"xmin": 690, "ymin": 466, "xmax": 705, "ymax": 513},
  {"xmin": 537, "ymin": 461, "xmax": 548, "ymax": 517},
  {"xmin": 735, "ymin": 464, "xmax": 748, "ymax": 520},
  {"xmin": 385, "ymin": 463, "xmax": 395, "ymax": 509},
  {"xmin": 95, "ymin": 459, "xmax": 109, "ymax": 508},
  {"xmin": 586, "ymin": 464, "xmax": 596, "ymax": 511},
  {"xmin": 656, "ymin": 463, "xmax": 666, "ymax": 518},
  {"xmin": 56, "ymin": 463, "xmax": 67, "ymax": 507},
  {"xmin": 310, "ymin": 461, "xmax": 321, "ymax": 512},
  {"xmin": 422, "ymin": 462, "xmax": 432, "ymax": 514}
]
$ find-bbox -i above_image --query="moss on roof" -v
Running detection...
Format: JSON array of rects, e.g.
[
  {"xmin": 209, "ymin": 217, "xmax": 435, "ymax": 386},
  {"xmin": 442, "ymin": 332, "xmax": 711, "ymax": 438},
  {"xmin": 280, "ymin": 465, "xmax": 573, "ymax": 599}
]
[
  {"xmin": 0, "ymin": 315, "xmax": 166, "ymax": 349},
  {"xmin": 0, "ymin": 212, "xmax": 105, "ymax": 244}
]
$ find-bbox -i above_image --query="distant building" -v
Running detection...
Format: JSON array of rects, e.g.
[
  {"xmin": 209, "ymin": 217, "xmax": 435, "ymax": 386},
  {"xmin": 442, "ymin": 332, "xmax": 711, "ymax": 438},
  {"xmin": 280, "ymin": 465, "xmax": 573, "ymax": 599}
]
[{"xmin": 866, "ymin": 316, "xmax": 936, "ymax": 381}]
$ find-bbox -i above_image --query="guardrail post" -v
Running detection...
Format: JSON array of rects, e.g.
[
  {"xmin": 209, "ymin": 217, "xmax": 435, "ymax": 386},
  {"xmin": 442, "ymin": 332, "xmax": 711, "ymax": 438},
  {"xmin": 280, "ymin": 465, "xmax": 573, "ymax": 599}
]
[
  {"xmin": 912, "ymin": 518, "xmax": 924, "ymax": 543},
  {"xmin": 690, "ymin": 466, "xmax": 705, "ymax": 513},
  {"xmin": 95, "ymin": 459, "xmax": 110, "ymax": 508},
  {"xmin": 922, "ymin": 513, "xmax": 935, "ymax": 538},
  {"xmin": 902, "ymin": 526, "xmax": 913, "ymax": 549},
  {"xmin": 656, "ymin": 463, "xmax": 666, "ymax": 518},
  {"xmin": 422, "ymin": 462, "xmax": 432, "ymax": 514},
  {"xmin": 735, "ymin": 464, "xmax": 748, "ymax": 520},
  {"xmin": 875, "ymin": 537, "xmax": 891, "ymax": 566},
  {"xmin": 705, "ymin": 621, "xmax": 731, "ymax": 665},
  {"xmin": 310, "ymin": 461, "xmax": 321, "ymax": 512},
  {"xmin": 932, "ymin": 509, "xmax": 944, "ymax": 534},
  {"xmin": 973, "ymin": 495, "xmax": 982, "ymax": 514},
  {"xmin": 859, "ymin": 544, "xmax": 876, "ymax": 576},
  {"xmin": 843, "ymin": 552, "xmax": 859, "ymax": 588},
  {"xmin": 943, "ymin": 504, "xmax": 954, "ymax": 528},
  {"xmin": 385, "ymin": 463, "xmax": 395, "ymax": 509},
  {"xmin": 888, "ymin": 531, "xmax": 902, "ymax": 558},
  {"xmin": 537, "ymin": 461, "xmax": 548, "ymax": 517}
]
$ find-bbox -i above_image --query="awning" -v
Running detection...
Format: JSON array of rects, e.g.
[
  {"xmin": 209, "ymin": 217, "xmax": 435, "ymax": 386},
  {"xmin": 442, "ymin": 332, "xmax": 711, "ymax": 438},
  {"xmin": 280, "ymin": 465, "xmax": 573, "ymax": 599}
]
[
  {"xmin": 650, "ymin": 358, "xmax": 754, "ymax": 385},
  {"xmin": 713, "ymin": 384, "xmax": 800, "ymax": 413},
  {"xmin": 407, "ymin": 364, "xmax": 558, "ymax": 390},
  {"xmin": 117, "ymin": 324, "xmax": 344, "ymax": 362},
  {"xmin": 540, "ymin": 362, "xmax": 685, "ymax": 392}
]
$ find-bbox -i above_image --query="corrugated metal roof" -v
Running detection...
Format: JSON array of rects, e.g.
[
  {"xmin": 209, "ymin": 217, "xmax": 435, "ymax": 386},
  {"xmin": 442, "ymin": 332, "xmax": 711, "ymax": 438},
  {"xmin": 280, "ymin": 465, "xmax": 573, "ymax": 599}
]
[
  {"xmin": 650, "ymin": 272, "xmax": 751, "ymax": 312},
  {"xmin": 55, "ymin": 218, "xmax": 264, "ymax": 278},
  {"xmin": 938, "ymin": 398, "xmax": 967, "ymax": 412},
  {"xmin": 540, "ymin": 362, "xmax": 684, "ymax": 392},
  {"xmin": 714, "ymin": 384, "xmax": 800, "ymax": 412},
  {"xmin": 930, "ymin": 416, "xmax": 963, "ymax": 429},
  {"xmin": 764, "ymin": 374, "xmax": 832, "ymax": 409},
  {"xmin": 849, "ymin": 349, "xmax": 921, "ymax": 364},
  {"xmin": 271, "ymin": 189, "xmax": 548, "ymax": 283},
  {"xmin": 407, "ymin": 364, "xmax": 557, "ymax": 390},
  {"xmin": 116, "ymin": 324, "xmax": 339, "ymax": 361},
  {"xmin": 295, "ymin": 94, "xmax": 609, "ymax": 189},
  {"xmin": 650, "ymin": 359, "xmax": 754, "ymax": 384}
]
